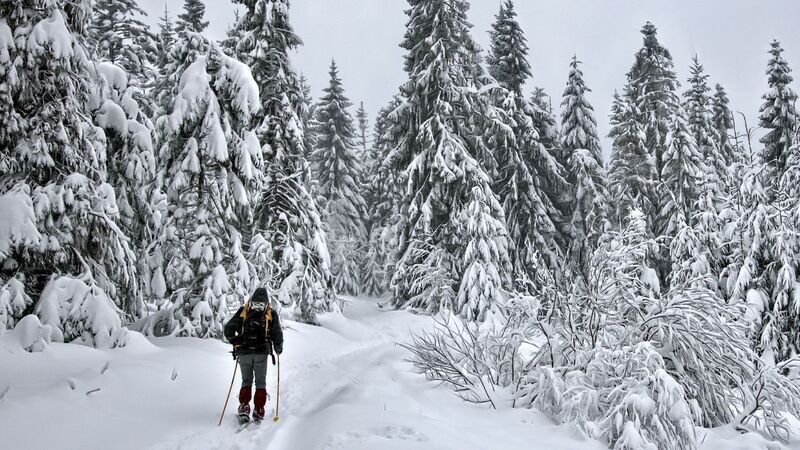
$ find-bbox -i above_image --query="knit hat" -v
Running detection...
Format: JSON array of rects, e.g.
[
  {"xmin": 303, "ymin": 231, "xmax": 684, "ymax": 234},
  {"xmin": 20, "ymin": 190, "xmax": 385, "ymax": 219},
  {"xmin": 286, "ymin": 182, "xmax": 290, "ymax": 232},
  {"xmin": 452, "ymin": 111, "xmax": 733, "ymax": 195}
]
[{"xmin": 251, "ymin": 287, "xmax": 269, "ymax": 303}]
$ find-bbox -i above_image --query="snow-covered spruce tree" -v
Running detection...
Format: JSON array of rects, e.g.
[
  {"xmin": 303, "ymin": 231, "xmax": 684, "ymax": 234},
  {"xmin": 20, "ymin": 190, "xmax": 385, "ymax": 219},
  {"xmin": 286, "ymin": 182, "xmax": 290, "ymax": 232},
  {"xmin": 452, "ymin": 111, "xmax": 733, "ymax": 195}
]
[
  {"xmin": 361, "ymin": 98, "xmax": 403, "ymax": 296},
  {"xmin": 0, "ymin": 0, "xmax": 140, "ymax": 346},
  {"xmin": 559, "ymin": 56, "xmax": 609, "ymax": 277},
  {"xmin": 658, "ymin": 105, "xmax": 705, "ymax": 239},
  {"xmin": 683, "ymin": 56, "xmax": 727, "ymax": 197},
  {"xmin": 148, "ymin": 5, "xmax": 179, "ymax": 118},
  {"xmin": 607, "ymin": 90, "xmax": 655, "ymax": 228},
  {"xmin": 485, "ymin": 0, "xmax": 567, "ymax": 283},
  {"xmin": 455, "ymin": 187, "xmax": 512, "ymax": 322},
  {"xmin": 487, "ymin": 0, "xmax": 530, "ymax": 97},
  {"xmin": 619, "ymin": 22, "xmax": 681, "ymax": 236},
  {"xmin": 311, "ymin": 60, "xmax": 368, "ymax": 295},
  {"xmin": 141, "ymin": 35, "xmax": 263, "ymax": 337},
  {"xmin": 355, "ymin": 101, "xmax": 370, "ymax": 162},
  {"xmin": 175, "ymin": 0, "xmax": 209, "ymax": 35},
  {"xmin": 220, "ymin": 10, "xmax": 243, "ymax": 57},
  {"xmin": 710, "ymin": 83, "xmax": 742, "ymax": 191},
  {"xmin": 759, "ymin": 39, "xmax": 798, "ymax": 183},
  {"xmin": 234, "ymin": 0, "xmax": 335, "ymax": 323},
  {"xmin": 529, "ymin": 87, "xmax": 561, "ymax": 161},
  {"xmin": 87, "ymin": 0, "xmax": 157, "ymax": 88},
  {"xmin": 388, "ymin": 0, "xmax": 513, "ymax": 319},
  {"xmin": 721, "ymin": 163, "xmax": 800, "ymax": 363},
  {"xmin": 156, "ymin": 4, "xmax": 176, "ymax": 68},
  {"xmin": 298, "ymin": 74, "xmax": 318, "ymax": 161}
]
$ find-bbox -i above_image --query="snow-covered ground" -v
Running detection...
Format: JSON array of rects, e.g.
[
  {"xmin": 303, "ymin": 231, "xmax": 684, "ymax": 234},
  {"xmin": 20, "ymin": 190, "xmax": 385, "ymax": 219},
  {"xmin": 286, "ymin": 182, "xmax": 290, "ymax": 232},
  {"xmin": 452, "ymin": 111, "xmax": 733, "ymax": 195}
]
[{"xmin": 0, "ymin": 297, "xmax": 795, "ymax": 450}]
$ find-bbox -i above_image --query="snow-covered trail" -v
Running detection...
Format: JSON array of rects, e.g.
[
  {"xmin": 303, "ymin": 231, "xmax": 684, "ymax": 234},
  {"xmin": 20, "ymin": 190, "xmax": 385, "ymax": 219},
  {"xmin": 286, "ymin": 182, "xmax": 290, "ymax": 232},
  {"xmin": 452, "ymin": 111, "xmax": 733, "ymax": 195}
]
[
  {"xmin": 150, "ymin": 297, "xmax": 601, "ymax": 450},
  {"xmin": 1, "ymin": 297, "xmax": 776, "ymax": 449}
]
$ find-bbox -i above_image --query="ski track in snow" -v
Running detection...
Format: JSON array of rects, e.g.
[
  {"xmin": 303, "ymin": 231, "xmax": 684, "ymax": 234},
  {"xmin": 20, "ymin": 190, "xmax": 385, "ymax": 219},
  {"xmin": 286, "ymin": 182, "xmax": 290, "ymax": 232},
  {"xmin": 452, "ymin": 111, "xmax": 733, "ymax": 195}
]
[
  {"xmin": 1, "ymin": 296, "xmax": 795, "ymax": 450},
  {"xmin": 150, "ymin": 296, "xmax": 599, "ymax": 450}
]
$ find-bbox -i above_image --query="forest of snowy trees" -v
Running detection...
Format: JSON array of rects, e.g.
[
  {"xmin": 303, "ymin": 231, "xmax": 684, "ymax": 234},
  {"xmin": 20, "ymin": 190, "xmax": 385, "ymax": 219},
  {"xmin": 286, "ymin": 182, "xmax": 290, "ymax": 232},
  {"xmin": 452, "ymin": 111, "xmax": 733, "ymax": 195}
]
[{"xmin": 1, "ymin": 0, "xmax": 799, "ymax": 449}]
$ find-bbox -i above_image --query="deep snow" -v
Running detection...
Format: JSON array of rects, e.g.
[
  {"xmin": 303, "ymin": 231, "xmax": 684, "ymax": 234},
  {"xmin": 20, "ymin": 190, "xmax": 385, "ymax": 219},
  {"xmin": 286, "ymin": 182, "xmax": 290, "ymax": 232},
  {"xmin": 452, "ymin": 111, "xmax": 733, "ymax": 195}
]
[{"xmin": 0, "ymin": 297, "xmax": 795, "ymax": 450}]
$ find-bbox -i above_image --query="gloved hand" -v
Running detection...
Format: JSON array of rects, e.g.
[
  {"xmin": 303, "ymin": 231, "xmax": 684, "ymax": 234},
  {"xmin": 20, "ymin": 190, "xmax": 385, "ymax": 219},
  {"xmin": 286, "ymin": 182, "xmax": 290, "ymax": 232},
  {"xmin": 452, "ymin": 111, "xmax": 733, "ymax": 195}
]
[{"xmin": 273, "ymin": 344, "xmax": 283, "ymax": 355}]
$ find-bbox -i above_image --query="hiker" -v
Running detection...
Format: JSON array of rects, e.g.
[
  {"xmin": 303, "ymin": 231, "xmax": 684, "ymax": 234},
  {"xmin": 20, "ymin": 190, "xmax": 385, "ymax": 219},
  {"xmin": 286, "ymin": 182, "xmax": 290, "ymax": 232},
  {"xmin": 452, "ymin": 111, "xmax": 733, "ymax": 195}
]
[{"xmin": 224, "ymin": 287, "xmax": 283, "ymax": 424}]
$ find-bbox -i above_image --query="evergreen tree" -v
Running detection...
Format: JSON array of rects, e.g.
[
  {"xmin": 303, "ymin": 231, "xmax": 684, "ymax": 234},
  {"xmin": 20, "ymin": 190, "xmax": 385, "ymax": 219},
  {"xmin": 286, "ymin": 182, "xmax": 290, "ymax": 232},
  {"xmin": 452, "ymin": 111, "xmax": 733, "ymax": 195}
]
[
  {"xmin": 623, "ymin": 22, "xmax": 681, "ymax": 233},
  {"xmin": 88, "ymin": 0, "xmax": 158, "ymax": 114},
  {"xmin": 659, "ymin": 105, "xmax": 705, "ymax": 238},
  {"xmin": 724, "ymin": 166, "xmax": 800, "ymax": 363},
  {"xmin": 388, "ymin": 0, "xmax": 513, "ymax": 319},
  {"xmin": 156, "ymin": 4, "xmax": 176, "ymax": 68},
  {"xmin": 176, "ymin": 0, "xmax": 209, "ymax": 35},
  {"xmin": 487, "ymin": 0, "xmax": 531, "ymax": 96},
  {"xmin": 559, "ymin": 56, "xmax": 609, "ymax": 276},
  {"xmin": 0, "ymin": 0, "xmax": 140, "ymax": 346},
  {"xmin": 608, "ymin": 90, "xmax": 655, "ymax": 228},
  {"xmin": 683, "ymin": 56, "xmax": 726, "ymax": 190},
  {"xmin": 355, "ymin": 101, "xmax": 370, "ymax": 162},
  {"xmin": 88, "ymin": 0, "xmax": 157, "ymax": 77},
  {"xmin": 149, "ymin": 5, "xmax": 179, "ymax": 117},
  {"xmin": 312, "ymin": 60, "xmax": 368, "ymax": 295},
  {"xmin": 143, "ymin": 35, "xmax": 263, "ymax": 337},
  {"xmin": 234, "ymin": 0, "xmax": 336, "ymax": 322},
  {"xmin": 298, "ymin": 74, "xmax": 318, "ymax": 160},
  {"xmin": 485, "ymin": 2, "xmax": 567, "ymax": 283},
  {"xmin": 710, "ymin": 83, "xmax": 741, "ymax": 190},
  {"xmin": 759, "ymin": 40, "xmax": 798, "ymax": 182},
  {"xmin": 362, "ymin": 98, "xmax": 403, "ymax": 296},
  {"xmin": 529, "ymin": 87, "xmax": 561, "ymax": 157},
  {"xmin": 220, "ymin": 10, "xmax": 244, "ymax": 57}
]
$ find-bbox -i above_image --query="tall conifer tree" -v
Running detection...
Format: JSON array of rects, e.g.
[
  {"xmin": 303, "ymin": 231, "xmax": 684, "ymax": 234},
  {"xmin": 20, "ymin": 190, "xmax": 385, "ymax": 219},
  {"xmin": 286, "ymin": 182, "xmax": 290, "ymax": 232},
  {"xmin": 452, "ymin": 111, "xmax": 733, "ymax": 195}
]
[
  {"xmin": 388, "ymin": 0, "xmax": 512, "ymax": 320},
  {"xmin": 312, "ymin": 60, "xmax": 368, "ymax": 295},
  {"xmin": 234, "ymin": 0, "xmax": 336, "ymax": 322},
  {"xmin": 559, "ymin": 56, "xmax": 609, "ymax": 275},
  {"xmin": 759, "ymin": 40, "xmax": 798, "ymax": 183}
]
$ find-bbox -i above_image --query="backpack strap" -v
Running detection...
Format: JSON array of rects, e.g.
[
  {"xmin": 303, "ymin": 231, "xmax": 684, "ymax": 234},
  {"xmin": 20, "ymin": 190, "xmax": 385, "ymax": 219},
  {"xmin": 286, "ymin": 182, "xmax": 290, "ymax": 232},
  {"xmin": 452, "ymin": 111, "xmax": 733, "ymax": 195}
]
[{"xmin": 264, "ymin": 305, "xmax": 272, "ymax": 339}]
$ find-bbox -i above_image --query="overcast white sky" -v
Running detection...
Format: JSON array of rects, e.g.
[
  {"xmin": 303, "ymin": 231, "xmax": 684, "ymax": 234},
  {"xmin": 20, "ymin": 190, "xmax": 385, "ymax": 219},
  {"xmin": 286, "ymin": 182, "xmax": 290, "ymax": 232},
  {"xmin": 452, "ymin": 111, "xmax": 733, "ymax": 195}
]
[{"xmin": 141, "ymin": 0, "xmax": 800, "ymax": 154}]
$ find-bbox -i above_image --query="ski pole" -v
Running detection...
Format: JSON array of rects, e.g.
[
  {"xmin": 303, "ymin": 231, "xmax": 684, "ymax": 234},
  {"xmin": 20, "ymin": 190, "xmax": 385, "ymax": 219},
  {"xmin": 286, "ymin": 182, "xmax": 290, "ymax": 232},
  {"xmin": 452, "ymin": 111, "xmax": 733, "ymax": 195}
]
[
  {"xmin": 272, "ymin": 354, "xmax": 280, "ymax": 422},
  {"xmin": 218, "ymin": 359, "xmax": 239, "ymax": 427}
]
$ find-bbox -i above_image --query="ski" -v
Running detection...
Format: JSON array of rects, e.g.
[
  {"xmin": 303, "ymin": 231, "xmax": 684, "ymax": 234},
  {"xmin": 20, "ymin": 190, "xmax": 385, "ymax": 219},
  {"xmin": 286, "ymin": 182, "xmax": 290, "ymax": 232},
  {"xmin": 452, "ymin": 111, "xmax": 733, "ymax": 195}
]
[{"xmin": 236, "ymin": 421, "xmax": 251, "ymax": 433}]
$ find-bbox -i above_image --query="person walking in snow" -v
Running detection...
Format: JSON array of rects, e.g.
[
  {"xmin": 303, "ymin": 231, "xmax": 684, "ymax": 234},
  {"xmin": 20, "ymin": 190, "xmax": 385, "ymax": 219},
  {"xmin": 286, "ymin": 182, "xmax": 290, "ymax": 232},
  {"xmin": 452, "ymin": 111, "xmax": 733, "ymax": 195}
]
[{"xmin": 224, "ymin": 287, "xmax": 284, "ymax": 424}]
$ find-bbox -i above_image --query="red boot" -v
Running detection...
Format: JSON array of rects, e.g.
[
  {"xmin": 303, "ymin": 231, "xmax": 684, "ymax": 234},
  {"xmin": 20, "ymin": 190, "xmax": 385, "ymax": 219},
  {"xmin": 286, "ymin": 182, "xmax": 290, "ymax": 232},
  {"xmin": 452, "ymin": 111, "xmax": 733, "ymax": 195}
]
[
  {"xmin": 253, "ymin": 389, "xmax": 268, "ymax": 422},
  {"xmin": 238, "ymin": 386, "xmax": 252, "ymax": 422}
]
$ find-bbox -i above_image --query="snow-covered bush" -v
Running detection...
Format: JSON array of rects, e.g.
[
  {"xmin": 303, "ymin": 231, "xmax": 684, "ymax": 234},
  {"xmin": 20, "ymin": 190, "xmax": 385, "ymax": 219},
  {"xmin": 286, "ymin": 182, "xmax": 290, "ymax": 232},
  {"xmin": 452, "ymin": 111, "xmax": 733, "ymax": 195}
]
[
  {"xmin": 405, "ymin": 312, "xmax": 525, "ymax": 409},
  {"xmin": 737, "ymin": 358, "xmax": 800, "ymax": 442},
  {"xmin": 0, "ymin": 187, "xmax": 40, "ymax": 330},
  {"xmin": 14, "ymin": 314, "xmax": 52, "ymax": 353},
  {"xmin": 36, "ymin": 275, "xmax": 127, "ymax": 348}
]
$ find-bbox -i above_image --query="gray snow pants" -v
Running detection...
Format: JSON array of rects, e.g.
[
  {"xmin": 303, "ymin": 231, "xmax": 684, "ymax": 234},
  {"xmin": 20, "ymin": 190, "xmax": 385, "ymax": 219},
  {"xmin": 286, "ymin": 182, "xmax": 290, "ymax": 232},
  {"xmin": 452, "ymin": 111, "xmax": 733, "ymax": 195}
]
[{"xmin": 238, "ymin": 353, "xmax": 268, "ymax": 389}]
